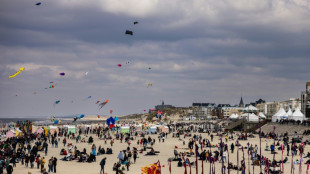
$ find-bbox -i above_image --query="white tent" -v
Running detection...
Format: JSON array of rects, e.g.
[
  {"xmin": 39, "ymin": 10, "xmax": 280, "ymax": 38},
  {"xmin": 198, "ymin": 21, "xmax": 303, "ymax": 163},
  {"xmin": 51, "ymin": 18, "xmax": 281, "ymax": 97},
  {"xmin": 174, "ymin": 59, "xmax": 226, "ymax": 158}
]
[
  {"xmin": 248, "ymin": 113, "xmax": 259, "ymax": 122},
  {"xmin": 289, "ymin": 108, "xmax": 305, "ymax": 122},
  {"xmin": 243, "ymin": 105, "xmax": 258, "ymax": 112},
  {"xmin": 272, "ymin": 108, "xmax": 286, "ymax": 122},
  {"xmin": 281, "ymin": 111, "xmax": 289, "ymax": 119},
  {"xmin": 259, "ymin": 112, "xmax": 266, "ymax": 119},
  {"xmin": 287, "ymin": 108, "xmax": 293, "ymax": 117},
  {"xmin": 229, "ymin": 114, "xmax": 239, "ymax": 119}
]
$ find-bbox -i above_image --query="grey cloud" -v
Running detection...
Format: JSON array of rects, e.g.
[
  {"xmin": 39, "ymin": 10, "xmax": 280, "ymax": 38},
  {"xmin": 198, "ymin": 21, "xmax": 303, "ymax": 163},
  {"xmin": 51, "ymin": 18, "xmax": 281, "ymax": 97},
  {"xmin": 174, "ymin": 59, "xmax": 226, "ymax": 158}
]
[{"xmin": 0, "ymin": 0, "xmax": 309, "ymax": 117}]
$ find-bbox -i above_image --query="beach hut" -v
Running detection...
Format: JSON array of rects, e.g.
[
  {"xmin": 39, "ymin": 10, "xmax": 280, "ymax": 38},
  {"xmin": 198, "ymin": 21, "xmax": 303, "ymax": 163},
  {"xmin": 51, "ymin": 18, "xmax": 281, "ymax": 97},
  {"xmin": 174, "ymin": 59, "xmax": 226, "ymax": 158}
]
[
  {"xmin": 36, "ymin": 127, "xmax": 44, "ymax": 134},
  {"xmin": 160, "ymin": 126, "xmax": 169, "ymax": 133},
  {"xmin": 148, "ymin": 126, "xmax": 157, "ymax": 134},
  {"xmin": 6, "ymin": 130, "xmax": 15, "ymax": 138},
  {"xmin": 64, "ymin": 125, "xmax": 76, "ymax": 134},
  {"xmin": 135, "ymin": 124, "xmax": 142, "ymax": 132},
  {"xmin": 68, "ymin": 125, "xmax": 76, "ymax": 134},
  {"xmin": 49, "ymin": 125, "xmax": 58, "ymax": 134},
  {"xmin": 121, "ymin": 126, "xmax": 130, "ymax": 134},
  {"xmin": 32, "ymin": 126, "xmax": 39, "ymax": 134}
]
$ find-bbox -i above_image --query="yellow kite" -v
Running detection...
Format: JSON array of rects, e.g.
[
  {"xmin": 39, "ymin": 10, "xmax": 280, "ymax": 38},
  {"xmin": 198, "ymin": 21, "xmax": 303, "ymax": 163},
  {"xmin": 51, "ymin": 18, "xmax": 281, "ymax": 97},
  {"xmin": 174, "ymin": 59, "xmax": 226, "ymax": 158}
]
[{"xmin": 8, "ymin": 67, "xmax": 25, "ymax": 78}]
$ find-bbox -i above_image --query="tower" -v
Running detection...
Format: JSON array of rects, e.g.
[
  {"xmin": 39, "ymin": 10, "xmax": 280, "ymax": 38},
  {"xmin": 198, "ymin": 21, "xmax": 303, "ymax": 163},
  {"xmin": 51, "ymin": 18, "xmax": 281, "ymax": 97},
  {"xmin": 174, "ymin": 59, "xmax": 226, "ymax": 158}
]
[
  {"xmin": 301, "ymin": 82, "xmax": 310, "ymax": 118},
  {"xmin": 239, "ymin": 97, "xmax": 244, "ymax": 107}
]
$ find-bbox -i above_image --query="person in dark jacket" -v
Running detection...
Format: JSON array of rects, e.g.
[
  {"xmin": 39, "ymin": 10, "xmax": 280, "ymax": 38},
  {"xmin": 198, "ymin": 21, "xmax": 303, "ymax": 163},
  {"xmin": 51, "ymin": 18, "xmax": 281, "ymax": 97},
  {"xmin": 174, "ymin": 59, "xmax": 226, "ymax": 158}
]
[
  {"xmin": 6, "ymin": 165, "xmax": 13, "ymax": 174},
  {"xmin": 30, "ymin": 153, "xmax": 35, "ymax": 168},
  {"xmin": 100, "ymin": 157, "xmax": 106, "ymax": 174},
  {"xmin": 53, "ymin": 157, "xmax": 57, "ymax": 173}
]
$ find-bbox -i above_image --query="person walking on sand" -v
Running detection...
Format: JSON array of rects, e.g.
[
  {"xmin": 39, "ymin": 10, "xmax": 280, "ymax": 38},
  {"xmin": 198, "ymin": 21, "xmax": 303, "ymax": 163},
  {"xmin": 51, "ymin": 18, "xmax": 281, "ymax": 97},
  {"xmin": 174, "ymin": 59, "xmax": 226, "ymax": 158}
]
[
  {"xmin": 63, "ymin": 138, "xmax": 67, "ymax": 147},
  {"xmin": 41, "ymin": 157, "xmax": 46, "ymax": 172},
  {"xmin": 117, "ymin": 151, "xmax": 124, "ymax": 163},
  {"xmin": 35, "ymin": 155, "xmax": 40, "ymax": 169},
  {"xmin": 53, "ymin": 157, "xmax": 57, "ymax": 173},
  {"xmin": 48, "ymin": 157, "xmax": 53, "ymax": 173},
  {"xmin": 100, "ymin": 157, "xmax": 106, "ymax": 174},
  {"xmin": 133, "ymin": 149, "xmax": 137, "ymax": 163}
]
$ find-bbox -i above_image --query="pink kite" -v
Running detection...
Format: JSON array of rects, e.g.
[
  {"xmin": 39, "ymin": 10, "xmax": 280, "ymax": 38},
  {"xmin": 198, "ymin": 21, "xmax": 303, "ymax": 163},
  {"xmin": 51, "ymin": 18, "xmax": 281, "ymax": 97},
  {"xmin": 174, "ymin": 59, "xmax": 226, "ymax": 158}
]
[{"xmin": 117, "ymin": 64, "xmax": 122, "ymax": 67}]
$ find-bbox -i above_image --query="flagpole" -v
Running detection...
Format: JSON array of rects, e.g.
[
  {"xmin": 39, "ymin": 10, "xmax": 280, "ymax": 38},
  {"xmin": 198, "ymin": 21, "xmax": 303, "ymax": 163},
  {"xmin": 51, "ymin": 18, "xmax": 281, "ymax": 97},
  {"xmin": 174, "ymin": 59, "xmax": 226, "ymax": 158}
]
[
  {"xmin": 259, "ymin": 126, "xmax": 262, "ymax": 173},
  {"xmin": 247, "ymin": 142, "xmax": 250, "ymax": 174},
  {"xmin": 195, "ymin": 143, "xmax": 198, "ymax": 174},
  {"xmin": 227, "ymin": 144, "xmax": 230, "ymax": 174}
]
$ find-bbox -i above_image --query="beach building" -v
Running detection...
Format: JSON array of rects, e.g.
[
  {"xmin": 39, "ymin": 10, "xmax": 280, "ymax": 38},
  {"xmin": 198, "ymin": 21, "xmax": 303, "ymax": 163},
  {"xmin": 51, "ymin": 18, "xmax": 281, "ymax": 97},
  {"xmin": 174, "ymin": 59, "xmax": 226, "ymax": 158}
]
[
  {"xmin": 155, "ymin": 100, "xmax": 173, "ymax": 110},
  {"xmin": 301, "ymin": 82, "xmax": 310, "ymax": 118},
  {"xmin": 221, "ymin": 106, "xmax": 243, "ymax": 118},
  {"xmin": 279, "ymin": 98, "xmax": 301, "ymax": 112},
  {"xmin": 261, "ymin": 102, "xmax": 280, "ymax": 120},
  {"xmin": 192, "ymin": 103, "xmax": 216, "ymax": 117}
]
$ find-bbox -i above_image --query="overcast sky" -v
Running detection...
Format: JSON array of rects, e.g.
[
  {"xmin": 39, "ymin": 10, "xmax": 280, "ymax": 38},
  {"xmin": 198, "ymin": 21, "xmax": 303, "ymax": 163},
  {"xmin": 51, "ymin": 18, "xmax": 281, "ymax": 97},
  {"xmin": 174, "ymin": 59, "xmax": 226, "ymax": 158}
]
[{"xmin": 0, "ymin": 0, "xmax": 310, "ymax": 117}]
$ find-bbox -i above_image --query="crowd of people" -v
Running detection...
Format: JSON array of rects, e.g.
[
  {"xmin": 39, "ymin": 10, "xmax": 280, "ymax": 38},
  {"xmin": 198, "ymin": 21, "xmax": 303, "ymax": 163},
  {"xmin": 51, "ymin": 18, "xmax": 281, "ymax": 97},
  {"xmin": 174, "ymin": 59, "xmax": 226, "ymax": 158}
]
[{"xmin": 1, "ymin": 121, "xmax": 310, "ymax": 174}]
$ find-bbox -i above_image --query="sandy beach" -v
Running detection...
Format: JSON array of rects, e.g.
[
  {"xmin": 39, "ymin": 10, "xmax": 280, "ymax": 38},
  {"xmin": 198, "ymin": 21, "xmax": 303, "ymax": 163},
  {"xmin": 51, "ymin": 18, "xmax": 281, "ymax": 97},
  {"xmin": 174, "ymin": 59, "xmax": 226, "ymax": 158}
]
[{"xmin": 6, "ymin": 123, "xmax": 310, "ymax": 174}]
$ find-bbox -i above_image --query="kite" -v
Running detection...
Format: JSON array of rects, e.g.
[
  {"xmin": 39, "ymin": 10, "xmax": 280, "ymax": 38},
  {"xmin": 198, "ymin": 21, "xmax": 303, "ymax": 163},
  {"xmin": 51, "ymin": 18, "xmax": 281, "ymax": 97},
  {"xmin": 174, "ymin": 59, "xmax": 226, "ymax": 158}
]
[
  {"xmin": 50, "ymin": 81, "xmax": 54, "ymax": 84},
  {"xmin": 125, "ymin": 30, "xmax": 133, "ymax": 35},
  {"xmin": 156, "ymin": 111, "xmax": 162, "ymax": 119},
  {"xmin": 33, "ymin": 92, "xmax": 37, "ymax": 95},
  {"xmin": 147, "ymin": 83, "xmax": 152, "ymax": 88},
  {"xmin": 82, "ymin": 96, "xmax": 92, "ymax": 101},
  {"xmin": 8, "ymin": 67, "xmax": 25, "ymax": 78},
  {"xmin": 97, "ymin": 115, "xmax": 100, "ymax": 118},
  {"xmin": 117, "ymin": 64, "xmax": 122, "ymax": 67},
  {"xmin": 141, "ymin": 161, "xmax": 161, "ymax": 174},
  {"xmin": 59, "ymin": 72, "xmax": 65, "ymax": 76},
  {"xmin": 96, "ymin": 101, "xmax": 100, "ymax": 104},
  {"xmin": 133, "ymin": 21, "xmax": 139, "ymax": 25},
  {"xmin": 126, "ymin": 61, "xmax": 130, "ymax": 64},
  {"xmin": 106, "ymin": 116, "xmax": 116, "ymax": 128},
  {"xmin": 49, "ymin": 85, "xmax": 54, "ymax": 88},
  {"xmin": 148, "ymin": 67, "xmax": 151, "ymax": 70},
  {"xmin": 55, "ymin": 100, "xmax": 60, "ymax": 104},
  {"xmin": 110, "ymin": 110, "xmax": 113, "ymax": 114},
  {"xmin": 144, "ymin": 109, "xmax": 146, "ymax": 112},
  {"xmin": 51, "ymin": 116, "xmax": 56, "ymax": 122},
  {"xmin": 54, "ymin": 120, "xmax": 61, "ymax": 124},
  {"xmin": 74, "ymin": 114, "xmax": 85, "ymax": 122},
  {"xmin": 78, "ymin": 114, "xmax": 85, "ymax": 119},
  {"xmin": 99, "ymin": 100, "xmax": 109, "ymax": 110},
  {"xmin": 36, "ymin": 2, "xmax": 41, "ymax": 5}
]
